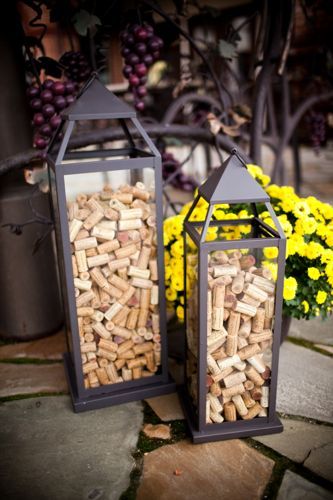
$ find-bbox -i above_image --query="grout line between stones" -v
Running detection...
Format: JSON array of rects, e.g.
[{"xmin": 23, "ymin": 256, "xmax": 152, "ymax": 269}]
[
  {"xmin": 0, "ymin": 358, "xmax": 63, "ymax": 365},
  {"xmin": 0, "ymin": 391, "xmax": 68, "ymax": 403},
  {"xmin": 286, "ymin": 336, "xmax": 333, "ymax": 358},
  {"xmin": 246, "ymin": 438, "xmax": 333, "ymax": 499},
  {"xmin": 277, "ymin": 411, "xmax": 333, "ymax": 428}
]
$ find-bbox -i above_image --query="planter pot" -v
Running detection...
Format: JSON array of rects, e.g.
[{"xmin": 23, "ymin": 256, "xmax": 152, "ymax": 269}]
[
  {"xmin": 167, "ymin": 316, "xmax": 185, "ymax": 360},
  {"xmin": 0, "ymin": 184, "xmax": 63, "ymax": 340},
  {"xmin": 281, "ymin": 315, "xmax": 292, "ymax": 343}
]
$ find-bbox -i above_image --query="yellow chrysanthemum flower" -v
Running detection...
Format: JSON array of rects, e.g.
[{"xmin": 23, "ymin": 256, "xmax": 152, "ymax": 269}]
[
  {"xmin": 316, "ymin": 290, "xmax": 327, "ymax": 304},
  {"xmin": 171, "ymin": 239, "xmax": 184, "ymax": 257},
  {"xmin": 164, "ymin": 251, "xmax": 170, "ymax": 265},
  {"xmin": 302, "ymin": 300, "xmax": 309, "ymax": 313},
  {"xmin": 283, "ymin": 276, "xmax": 298, "ymax": 301},
  {"xmin": 166, "ymin": 287, "xmax": 177, "ymax": 301},
  {"xmin": 295, "ymin": 217, "xmax": 318, "ymax": 236},
  {"xmin": 176, "ymin": 305, "xmax": 184, "ymax": 321},
  {"xmin": 293, "ymin": 200, "xmax": 311, "ymax": 218},
  {"xmin": 263, "ymin": 247, "xmax": 279, "ymax": 260},
  {"xmin": 171, "ymin": 275, "xmax": 184, "ymax": 292},
  {"xmin": 321, "ymin": 249, "xmax": 333, "ymax": 264},
  {"xmin": 266, "ymin": 184, "xmax": 282, "ymax": 199},
  {"xmin": 325, "ymin": 261, "xmax": 333, "ymax": 278},
  {"xmin": 306, "ymin": 241, "xmax": 323, "ymax": 260},
  {"xmin": 307, "ymin": 267, "xmax": 321, "ymax": 280},
  {"xmin": 165, "ymin": 265, "xmax": 172, "ymax": 281}
]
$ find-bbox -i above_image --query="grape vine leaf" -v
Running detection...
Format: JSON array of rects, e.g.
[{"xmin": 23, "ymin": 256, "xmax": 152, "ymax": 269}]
[
  {"xmin": 72, "ymin": 9, "xmax": 102, "ymax": 37},
  {"xmin": 207, "ymin": 112, "xmax": 241, "ymax": 137},
  {"xmin": 218, "ymin": 39, "xmax": 238, "ymax": 60}
]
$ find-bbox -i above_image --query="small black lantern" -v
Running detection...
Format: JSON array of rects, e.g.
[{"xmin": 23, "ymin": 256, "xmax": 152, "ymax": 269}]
[
  {"xmin": 47, "ymin": 75, "xmax": 174, "ymax": 412},
  {"xmin": 180, "ymin": 150, "xmax": 286, "ymax": 443}
]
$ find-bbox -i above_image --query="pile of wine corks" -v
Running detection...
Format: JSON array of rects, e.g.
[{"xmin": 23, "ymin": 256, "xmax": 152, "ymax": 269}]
[
  {"xmin": 67, "ymin": 182, "xmax": 161, "ymax": 389},
  {"xmin": 188, "ymin": 249, "xmax": 275, "ymax": 423}
]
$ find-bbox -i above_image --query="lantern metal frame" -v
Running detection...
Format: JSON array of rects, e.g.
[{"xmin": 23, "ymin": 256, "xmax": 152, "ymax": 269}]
[
  {"xmin": 47, "ymin": 75, "xmax": 175, "ymax": 412},
  {"xmin": 180, "ymin": 151, "xmax": 286, "ymax": 443}
]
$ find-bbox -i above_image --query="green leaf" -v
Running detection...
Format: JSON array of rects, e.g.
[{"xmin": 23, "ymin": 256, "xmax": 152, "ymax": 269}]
[
  {"xmin": 218, "ymin": 39, "xmax": 238, "ymax": 60},
  {"xmin": 72, "ymin": 9, "xmax": 101, "ymax": 37}
]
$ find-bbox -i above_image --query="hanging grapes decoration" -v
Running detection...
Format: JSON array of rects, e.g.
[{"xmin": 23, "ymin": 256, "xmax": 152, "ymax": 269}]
[
  {"xmin": 26, "ymin": 52, "xmax": 92, "ymax": 153},
  {"xmin": 120, "ymin": 23, "xmax": 164, "ymax": 111}
]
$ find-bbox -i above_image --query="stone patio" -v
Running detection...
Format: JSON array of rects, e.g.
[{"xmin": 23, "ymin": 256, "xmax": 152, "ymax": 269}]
[{"xmin": 0, "ymin": 315, "xmax": 332, "ymax": 499}]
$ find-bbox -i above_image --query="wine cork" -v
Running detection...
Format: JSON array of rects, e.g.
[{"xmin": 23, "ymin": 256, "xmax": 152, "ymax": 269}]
[
  {"xmin": 69, "ymin": 219, "xmax": 83, "ymax": 242},
  {"xmin": 213, "ymin": 265, "xmax": 238, "ymax": 278},
  {"xmin": 238, "ymin": 343, "xmax": 261, "ymax": 361},
  {"xmin": 248, "ymin": 330, "xmax": 272, "ymax": 344},
  {"xmin": 224, "ymin": 401, "xmax": 237, "ymax": 421},
  {"xmin": 108, "ymin": 257, "xmax": 130, "ymax": 272},
  {"xmin": 245, "ymin": 366, "xmax": 265, "ymax": 386},
  {"xmin": 242, "ymin": 390, "xmax": 256, "ymax": 408},
  {"xmin": 130, "ymin": 277, "xmax": 153, "ymax": 289},
  {"xmin": 252, "ymin": 308, "xmax": 265, "ymax": 333},
  {"xmin": 115, "ymin": 243, "xmax": 138, "ymax": 260},
  {"xmin": 126, "ymin": 308, "xmax": 140, "ymax": 329},
  {"xmin": 92, "ymin": 321, "xmax": 111, "ymax": 339},
  {"xmin": 232, "ymin": 394, "xmax": 248, "ymax": 417},
  {"xmin": 231, "ymin": 274, "xmax": 245, "ymax": 294},
  {"xmin": 239, "ymin": 254, "xmax": 256, "ymax": 269},
  {"xmin": 150, "ymin": 285, "xmax": 158, "ymax": 305},
  {"xmin": 77, "ymin": 307, "xmax": 94, "ymax": 317},
  {"xmin": 265, "ymin": 296, "xmax": 275, "ymax": 318},
  {"xmin": 98, "ymin": 338, "xmax": 118, "ymax": 353},
  {"xmin": 223, "ymin": 370, "xmax": 246, "ymax": 388},
  {"xmin": 260, "ymin": 385, "xmax": 270, "ymax": 408},
  {"xmin": 83, "ymin": 210, "xmax": 104, "ymax": 231},
  {"xmin": 80, "ymin": 342, "xmax": 97, "ymax": 353},
  {"xmin": 221, "ymin": 383, "xmax": 245, "ymax": 399},
  {"xmin": 242, "ymin": 402, "xmax": 263, "ymax": 420},
  {"xmin": 74, "ymin": 278, "xmax": 92, "ymax": 291},
  {"xmin": 252, "ymin": 275, "xmax": 275, "ymax": 294}
]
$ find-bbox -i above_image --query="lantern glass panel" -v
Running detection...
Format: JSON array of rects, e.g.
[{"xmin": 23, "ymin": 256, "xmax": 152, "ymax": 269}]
[
  {"xmin": 60, "ymin": 118, "xmax": 154, "ymax": 165},
  {"xmin": 64, "ymin": 167, "xmax": 162, "ymax": 389},
  {"xmin": 185, "ymin": 233, "xmax": 199, "ymax": 412},
  {"xmin": 205, "ymin": 245, "xmax": 278, "ymax": 425}
]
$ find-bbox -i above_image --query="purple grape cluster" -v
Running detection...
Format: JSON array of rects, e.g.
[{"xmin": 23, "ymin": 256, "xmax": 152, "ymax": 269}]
[
  {"xmin": 27, "ymin": 78, "xmax": 78, "ymax": 150},
  {"xmin": 162, "ymin": 151, "xmax": 197, "ymax": 192},
  {"xmin": 120, "ymin": 23, "xmax": 163, "ymax": 111},
  {"xmin": 59, "ymin": 51, "xmax": 91, "ymax": 82},
  {"xmin": 306, "ymin": 110, "xmax": 326, "ymax": 154}
]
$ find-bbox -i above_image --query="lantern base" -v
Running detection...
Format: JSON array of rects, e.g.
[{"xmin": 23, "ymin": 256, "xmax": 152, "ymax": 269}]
[
  {"xmin": 178, "ymin": 386, "xmax": 283, "ymax": 443},
  {"xmin": 64, "ymin": 353, "xmax": 176, "ymax": 413}
]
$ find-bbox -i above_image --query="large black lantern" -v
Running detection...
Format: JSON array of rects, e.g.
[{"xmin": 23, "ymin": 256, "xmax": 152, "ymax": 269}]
[
  {"xmin": 181, "ymin": 150, "xmax": 286, "ymax": 442},
  {"xmin": 47, "ymin": 75, "xmax": 174, "ymax": 412}
]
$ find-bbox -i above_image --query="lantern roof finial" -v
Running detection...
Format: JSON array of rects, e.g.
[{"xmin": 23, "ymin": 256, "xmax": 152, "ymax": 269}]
[
  {"xmin": 198, "ymin": 150, "xmax": 269, "ymax": 204},
  {"xmin": 61, "ymin": 74, "xmax": 136, "ymax": 120}
]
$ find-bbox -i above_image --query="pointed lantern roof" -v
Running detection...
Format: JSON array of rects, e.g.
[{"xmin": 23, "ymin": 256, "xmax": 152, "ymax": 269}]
[
  {"xmin": 198, "ymin": 152, "xmax": 269, "ymax": 205},
  {"xmin": 61, "ymin": 75, "xmax": 136, "ymax": 121}
]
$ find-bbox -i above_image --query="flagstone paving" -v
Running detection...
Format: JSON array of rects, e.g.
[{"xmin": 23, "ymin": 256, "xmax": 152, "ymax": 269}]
[
  {"xmin": 277, "ymin": 470, "xmax": 333, "ymax": 500},
  {"xmin": 143, "ymin": 423, "xmax": 171, "ymax": 440},
  {"xmin": 0, "ymin": 329, "xmax": 66, "ymax": 360},
  {"xmin": 0, "ymin": 362, "xmax": 67, "ymax": 397},
  {"xmin": 304, "ymin": 441, "xmax": 333, "ymax": 483},
  {"xmin": 288, "ymin": 317, "xmax": 333, "ymax": 346},
  {"xmin": 255, "ymin": 418, "xmax": 333, "ymax": 480},
  {"xmin": 136, "ymin": 439, "xmax": 275, "ymax": 500},
  {"xmin": 0, "ymin": 396, "xmax": 143, "ymax": 500},
  {"xmin": 145, "ymin": 393, "xmax": 184, "ymax": 421},
  {"xmin": 277, "ymin": 342, "xmax": 333, "ymax": 423}
]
